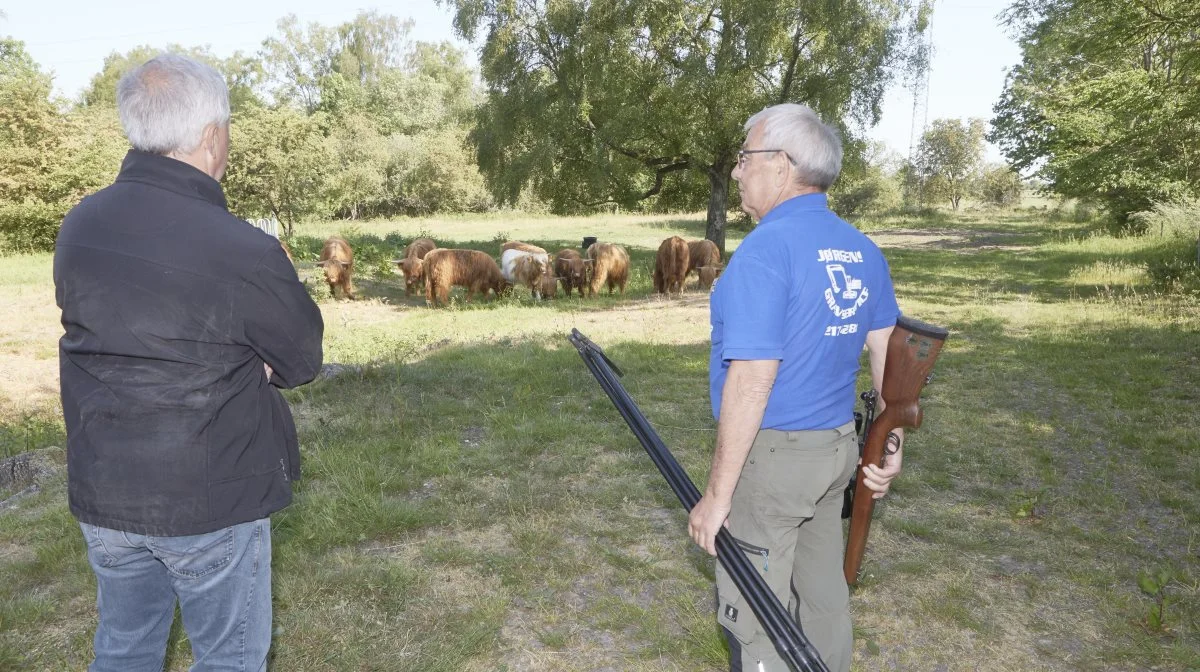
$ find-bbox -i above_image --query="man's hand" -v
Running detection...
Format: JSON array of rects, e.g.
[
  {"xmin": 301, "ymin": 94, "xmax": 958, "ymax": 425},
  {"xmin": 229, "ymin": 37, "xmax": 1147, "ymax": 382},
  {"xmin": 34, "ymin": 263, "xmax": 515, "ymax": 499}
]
[
  {"xmin": 861, "ymin": 441, "xmax": 902, "ymax": 499},
  {"xmin": 688, "ymin": 494, "xmax": 731, "ymax": 556},
  {"xmin": 264, "ymin": 363, "xmax": 273, "ymax": 382}
]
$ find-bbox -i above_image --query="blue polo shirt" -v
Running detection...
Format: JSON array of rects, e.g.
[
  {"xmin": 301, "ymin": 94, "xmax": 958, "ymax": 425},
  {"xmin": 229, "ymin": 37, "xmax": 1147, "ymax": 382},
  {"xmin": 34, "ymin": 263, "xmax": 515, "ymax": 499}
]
[{"xmin": 709, "ymin": 193, "xmax": 899, "ymax": 430}]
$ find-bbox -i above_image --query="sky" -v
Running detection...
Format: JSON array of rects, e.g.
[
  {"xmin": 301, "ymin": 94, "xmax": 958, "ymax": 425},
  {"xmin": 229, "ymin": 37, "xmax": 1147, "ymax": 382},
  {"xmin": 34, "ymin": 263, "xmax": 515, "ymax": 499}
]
[{"xmin": 4, "ymin": 0, "xmax": 1020, "ymax": 162}]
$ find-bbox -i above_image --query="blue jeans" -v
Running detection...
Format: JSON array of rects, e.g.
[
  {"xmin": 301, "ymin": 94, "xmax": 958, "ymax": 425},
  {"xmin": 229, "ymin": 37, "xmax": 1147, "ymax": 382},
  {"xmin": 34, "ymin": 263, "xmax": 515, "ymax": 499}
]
[{"xmin": 79, "ymin": 518, "xmax": 272, "ymax": 672}]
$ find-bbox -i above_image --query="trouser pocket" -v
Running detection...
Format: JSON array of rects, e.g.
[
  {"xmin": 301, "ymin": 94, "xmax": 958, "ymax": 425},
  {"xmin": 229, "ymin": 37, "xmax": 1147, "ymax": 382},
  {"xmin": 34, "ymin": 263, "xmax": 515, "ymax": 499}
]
[{"xmin": 716, "ymin": 560, "xmax": 758, "ymax": 647}]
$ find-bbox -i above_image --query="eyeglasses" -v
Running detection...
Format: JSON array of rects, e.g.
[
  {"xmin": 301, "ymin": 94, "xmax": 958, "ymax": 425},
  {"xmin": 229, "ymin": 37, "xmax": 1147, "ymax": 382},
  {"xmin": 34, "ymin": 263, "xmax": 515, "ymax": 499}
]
[{"xmin": 736, "ymin": 149, "xmax": 786, "ymax": 168}]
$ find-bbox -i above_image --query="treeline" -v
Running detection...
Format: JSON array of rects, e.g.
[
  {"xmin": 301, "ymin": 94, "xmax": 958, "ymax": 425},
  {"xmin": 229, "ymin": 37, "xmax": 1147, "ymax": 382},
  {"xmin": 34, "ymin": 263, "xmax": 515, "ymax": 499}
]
[
  {"xmin": 991, "ymin": 0, "xmax": 1200, "ymax": 230},
  {"xmin": 0, "ymin": 12, "xmax": 495, "ymax": 251}
]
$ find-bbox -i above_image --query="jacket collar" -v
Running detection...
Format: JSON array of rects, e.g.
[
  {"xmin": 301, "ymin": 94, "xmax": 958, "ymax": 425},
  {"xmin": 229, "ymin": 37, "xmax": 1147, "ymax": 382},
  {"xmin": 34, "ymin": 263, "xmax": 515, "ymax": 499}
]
[{"xmin": 115, "ymin": 149, "xmax": 228, "ymax": 209}]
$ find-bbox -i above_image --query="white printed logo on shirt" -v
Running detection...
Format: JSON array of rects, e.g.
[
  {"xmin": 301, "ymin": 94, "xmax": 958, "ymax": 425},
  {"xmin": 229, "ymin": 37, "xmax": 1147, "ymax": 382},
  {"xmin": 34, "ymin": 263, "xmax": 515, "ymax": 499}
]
[{"xmin": 820, "ymin": 250, "xmax": 869, "ymax": 321}]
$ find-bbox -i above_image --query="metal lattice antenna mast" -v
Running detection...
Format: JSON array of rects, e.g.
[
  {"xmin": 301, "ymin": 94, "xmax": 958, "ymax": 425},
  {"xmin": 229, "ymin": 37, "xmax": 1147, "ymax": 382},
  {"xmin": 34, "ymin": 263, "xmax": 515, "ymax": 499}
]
[{"xmin": 907, "ymin": 10, "xmax": 934, "ymax": 164}]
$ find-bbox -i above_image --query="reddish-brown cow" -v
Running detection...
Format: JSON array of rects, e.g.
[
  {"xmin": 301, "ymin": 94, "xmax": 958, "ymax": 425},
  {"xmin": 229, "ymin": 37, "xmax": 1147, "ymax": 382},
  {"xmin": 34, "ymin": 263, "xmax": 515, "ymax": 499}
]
[
  {"xmin": 423, "ymin": 248, "xmax": 506, "ymax": 307},
  {"xmin": 653, "ymin": 236, "xmax": 690, "ymax": 296},
  {"xmin": 586, "ymin": 242, "xmax": 630, "ymax": 296},
  {"xmin": 393, "ymin": 237, "xmax": 438, "ymax": 296},
  {"xmin": 686, "ymin": 239, "xmax": 721, "ymax": 284},
  {"xmin": 698, "ymin": 264, "xmax": 724, "ymax": 290},
  {"xmin": 553, "ymin": 249, "xmax": 588, "ymax": 297},
  {"xmin": 317, "ymin": 236, "xmax": 355, "ymax": 299}
]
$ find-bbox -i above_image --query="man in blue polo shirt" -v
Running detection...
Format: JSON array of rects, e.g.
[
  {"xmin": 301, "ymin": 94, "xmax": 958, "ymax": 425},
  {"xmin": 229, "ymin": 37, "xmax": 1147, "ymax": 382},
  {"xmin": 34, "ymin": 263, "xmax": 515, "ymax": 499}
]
[{"xmin": 688, "ymin": 103, "xmax": 903, "ymax": 672}]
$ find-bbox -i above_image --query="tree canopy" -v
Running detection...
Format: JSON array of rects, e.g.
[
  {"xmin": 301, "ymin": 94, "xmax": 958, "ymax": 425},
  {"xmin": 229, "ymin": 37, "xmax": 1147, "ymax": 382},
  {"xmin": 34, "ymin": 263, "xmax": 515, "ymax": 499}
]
[
  {"xmin": 990, "ymin": 0, "xmax": 1200, "ymax": 222},
  {"xmin": 445, "ymin": 0, "xmax": 932, "ymax": 252},
  {"xmin": 915, "ymin": 118, "xmax": 986, "ymax": 210}
]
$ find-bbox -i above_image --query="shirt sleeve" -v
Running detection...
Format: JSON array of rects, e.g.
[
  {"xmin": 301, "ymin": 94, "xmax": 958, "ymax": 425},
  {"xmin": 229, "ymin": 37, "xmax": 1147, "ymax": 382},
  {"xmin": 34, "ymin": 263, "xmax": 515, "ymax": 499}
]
[
  {"xmin": 869, "ymin": 254, "xmax": 901, "ymax": 330},
  {"xmin": 717, "ymin": 253, "xmax": 789, "ymax": 361},
  {"xmin": 240, "ymin": 243, "xmax": 325, "ymax": 389}
]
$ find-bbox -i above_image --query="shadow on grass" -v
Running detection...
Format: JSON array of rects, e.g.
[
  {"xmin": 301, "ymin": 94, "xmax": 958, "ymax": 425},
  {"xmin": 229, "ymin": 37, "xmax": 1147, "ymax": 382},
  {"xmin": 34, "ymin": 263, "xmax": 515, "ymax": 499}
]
[{"xmin": 2, "ymin": 313, "xmax": 1197, "ymax": 669}]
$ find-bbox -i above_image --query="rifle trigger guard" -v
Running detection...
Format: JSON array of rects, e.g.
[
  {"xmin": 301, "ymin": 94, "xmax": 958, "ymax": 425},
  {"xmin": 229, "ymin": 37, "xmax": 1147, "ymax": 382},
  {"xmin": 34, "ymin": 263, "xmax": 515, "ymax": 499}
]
[{"xmin": 884, "ymin": 432, "xmax": 901, "ymax": 456}]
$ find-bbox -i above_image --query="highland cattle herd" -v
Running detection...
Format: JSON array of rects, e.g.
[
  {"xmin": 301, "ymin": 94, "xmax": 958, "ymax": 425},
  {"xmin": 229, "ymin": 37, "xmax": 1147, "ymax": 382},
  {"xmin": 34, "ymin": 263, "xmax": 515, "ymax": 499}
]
[{"xmin": 294, "ymin": 231, "xmax": 724, "ymax": 306}]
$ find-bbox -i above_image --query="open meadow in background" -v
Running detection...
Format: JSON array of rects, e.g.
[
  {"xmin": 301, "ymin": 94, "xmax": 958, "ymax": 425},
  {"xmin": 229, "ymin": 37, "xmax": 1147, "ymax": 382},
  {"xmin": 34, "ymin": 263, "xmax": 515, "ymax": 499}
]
[{"xmin": 1, "ymin": 206, "xmax": 1198, "ymax": 670}]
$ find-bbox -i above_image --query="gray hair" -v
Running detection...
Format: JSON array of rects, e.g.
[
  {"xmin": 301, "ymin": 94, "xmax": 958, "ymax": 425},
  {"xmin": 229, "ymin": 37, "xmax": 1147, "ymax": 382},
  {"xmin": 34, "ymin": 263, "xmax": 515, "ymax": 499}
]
[
  {"xmin": 116, "ymin": 54, "xmax": 230, "ymax": 155},
  {"xmin": 745, "ymin": 104, "xmax": 842, "ymax": 191}
]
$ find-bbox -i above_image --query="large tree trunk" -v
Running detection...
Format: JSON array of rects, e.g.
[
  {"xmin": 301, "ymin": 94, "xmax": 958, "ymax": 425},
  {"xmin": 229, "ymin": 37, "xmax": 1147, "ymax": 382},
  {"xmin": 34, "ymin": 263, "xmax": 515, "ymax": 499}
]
[{"xmin": 705, "ymin": 165, "xmax": 731, "ymax": 256}]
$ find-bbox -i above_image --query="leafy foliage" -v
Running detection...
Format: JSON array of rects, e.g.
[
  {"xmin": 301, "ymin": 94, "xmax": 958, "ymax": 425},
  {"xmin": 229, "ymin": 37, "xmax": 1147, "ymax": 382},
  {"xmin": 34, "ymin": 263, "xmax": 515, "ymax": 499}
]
[
  {"xmin": 976, "ymin": 164, "xmax": 1024, "ymax": 208},
  {"xmin": 914, "ymin": 118, "xmax": 986, "ymax": 210},
  {"xmin": 445, "ymin": 0, "xmax": 933, "ymax": 251},
  {"xmin": 0, "ymin": 12, "xmax": 494, "ymax": 252},
  {"xmin": 0, "ymin": 39, "xmax": 127, "ymax": 252},
  {"xmin": 990, "ymin": 0, "xmax": 1200, "ymax": 223}
]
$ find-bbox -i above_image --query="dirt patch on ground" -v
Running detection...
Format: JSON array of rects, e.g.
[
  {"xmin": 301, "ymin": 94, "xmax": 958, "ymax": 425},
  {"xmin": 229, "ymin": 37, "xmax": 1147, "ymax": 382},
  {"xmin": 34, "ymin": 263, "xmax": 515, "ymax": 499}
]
[
  {"xmin": 870, "ymin": 227, "xmax": 1030, "ymax": 253},
  {"xmin": 0, "ymin": 286, "xmax": 64, "ymax": 421}
]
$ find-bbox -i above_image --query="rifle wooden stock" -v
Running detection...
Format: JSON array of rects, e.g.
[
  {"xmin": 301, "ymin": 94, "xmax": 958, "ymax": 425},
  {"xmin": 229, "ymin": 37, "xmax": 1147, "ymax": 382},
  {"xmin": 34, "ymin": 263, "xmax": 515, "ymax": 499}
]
[{"xmin": 844, "ymin": 315, "xmax": 949, "ymax": 585}]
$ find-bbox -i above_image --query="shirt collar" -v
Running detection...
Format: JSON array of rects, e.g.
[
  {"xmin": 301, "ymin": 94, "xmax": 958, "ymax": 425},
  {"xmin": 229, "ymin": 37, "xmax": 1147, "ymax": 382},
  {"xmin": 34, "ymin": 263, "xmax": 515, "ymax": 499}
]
[
  {"xmin": 758, "ymin": 192, "xmax": 829, "ymax": 226},
  {"xmin": 115, "ymin": 149, "xmax": 228, "ymax": 209}
]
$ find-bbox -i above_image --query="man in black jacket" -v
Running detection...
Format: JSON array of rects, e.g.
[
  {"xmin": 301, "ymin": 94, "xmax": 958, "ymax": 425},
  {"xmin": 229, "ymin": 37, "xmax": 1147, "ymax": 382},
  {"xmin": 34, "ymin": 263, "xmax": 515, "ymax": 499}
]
[{"xmin": 55, "ymin": 54, "xmax": 323, "ymax": 672}]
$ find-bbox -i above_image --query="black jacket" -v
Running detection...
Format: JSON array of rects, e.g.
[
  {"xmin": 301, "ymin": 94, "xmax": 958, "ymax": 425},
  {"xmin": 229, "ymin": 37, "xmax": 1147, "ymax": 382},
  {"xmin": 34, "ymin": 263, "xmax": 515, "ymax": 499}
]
[{"xmin": 55, "ymin": 150, "xmax": 324, "ymax": 536}]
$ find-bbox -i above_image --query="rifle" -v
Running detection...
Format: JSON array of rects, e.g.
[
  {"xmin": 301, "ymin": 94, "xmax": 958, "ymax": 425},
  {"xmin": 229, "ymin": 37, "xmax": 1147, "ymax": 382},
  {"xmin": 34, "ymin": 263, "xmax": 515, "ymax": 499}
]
[
  {"xmin": 569, "ymin": 329, "xmax": 830, "ymax": 672},
  {"xmin": 841, "ymin": 390, "xmax": 877, "ymax": 520},
  {"xmin": 844, "ymin": 315, "xmax": 949, "ymax": 586}
]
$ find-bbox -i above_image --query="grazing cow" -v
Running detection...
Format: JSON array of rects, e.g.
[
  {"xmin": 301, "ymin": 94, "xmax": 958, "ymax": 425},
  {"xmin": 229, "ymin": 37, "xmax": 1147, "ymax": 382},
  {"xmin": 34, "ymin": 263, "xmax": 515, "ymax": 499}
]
[
  {"xmin": 653, "ymin": 236, "xmax": 690, "ymax": 296},
  {"xmin": 501, "ymin": 248, "xmax": 551, "ymax": 299},
  {"xmin": 538, "ymin": 269, "xmax": 558, "ymax": 299},
  {"xmin": 500, "ymin": 240, "xmax": 547, "ymax": 255},
  {"xmin": 686, "ymin": 239, "xmax": 721, "ymax": 284},
  {"xmin": 585, "ymin": 242, "xmax": 630, "ymax": 296},
  {"xmin": 392, "ymin": 237, "xmax": 437, "ymax": 296},
  {"xmin": 698, "ymin": 264, "xmax": 724, "ymax": 290},
  {"xmin": 423, "ymin": 248, "xmax": 506, "ymax": 307},
  {"xmin": 553, "ymin": 249, "xmax": 588, "ymax": 297},
  {"xmin": 317, "ymin": 236, "xmax": 355, "ymax": 299}
]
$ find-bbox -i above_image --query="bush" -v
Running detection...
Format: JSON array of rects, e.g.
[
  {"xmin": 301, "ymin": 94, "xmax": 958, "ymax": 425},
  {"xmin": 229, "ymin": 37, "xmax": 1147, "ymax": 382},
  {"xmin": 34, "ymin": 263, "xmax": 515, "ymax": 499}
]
[
  {"xmin": 830, "ymin": 168, "xmax": 903, "ymax": 218},
  {"xmin": 1127, "ymin": 198, "xmax": 1200, "ymax": 238},
  {"xmin": 0, "ymin": 201, "xmax": 64, "ymax": 253},
  {"xmin": 977, "ymin": 165, "xmax": 1023, "ymax": 207}
]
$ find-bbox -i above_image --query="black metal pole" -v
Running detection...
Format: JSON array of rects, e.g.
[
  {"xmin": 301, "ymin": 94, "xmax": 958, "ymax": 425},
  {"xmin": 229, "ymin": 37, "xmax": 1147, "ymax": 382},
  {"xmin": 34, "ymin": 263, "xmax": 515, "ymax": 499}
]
[{"xmin": 569, "ymin": 329, "xmax": 830, "ymax": 672}]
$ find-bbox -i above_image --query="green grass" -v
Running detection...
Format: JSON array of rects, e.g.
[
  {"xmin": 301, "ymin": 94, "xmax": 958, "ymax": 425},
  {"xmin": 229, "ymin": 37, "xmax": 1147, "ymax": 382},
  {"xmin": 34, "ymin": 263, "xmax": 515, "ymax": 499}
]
[{"xmin": 1, "ymin": 209, "xmax": 1199, "ymax": 669}]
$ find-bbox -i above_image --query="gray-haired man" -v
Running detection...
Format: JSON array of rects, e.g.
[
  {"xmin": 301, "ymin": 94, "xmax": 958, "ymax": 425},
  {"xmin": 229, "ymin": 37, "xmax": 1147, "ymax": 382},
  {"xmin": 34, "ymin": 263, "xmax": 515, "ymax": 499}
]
[
  {"xmin": 688, "ymin": 104, "xmax": 904, "ymax": 672},
  {"xmin": 55, "ymin": 54, "xmax": 323, "ymax": 671}
]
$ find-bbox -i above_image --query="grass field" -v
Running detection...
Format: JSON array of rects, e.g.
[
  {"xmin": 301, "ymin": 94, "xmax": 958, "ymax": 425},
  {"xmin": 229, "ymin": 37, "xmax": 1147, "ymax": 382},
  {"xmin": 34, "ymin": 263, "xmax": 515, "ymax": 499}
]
[{"xmin": 1, "ymin": 207, "xmax": 1198, "ymax": 670}]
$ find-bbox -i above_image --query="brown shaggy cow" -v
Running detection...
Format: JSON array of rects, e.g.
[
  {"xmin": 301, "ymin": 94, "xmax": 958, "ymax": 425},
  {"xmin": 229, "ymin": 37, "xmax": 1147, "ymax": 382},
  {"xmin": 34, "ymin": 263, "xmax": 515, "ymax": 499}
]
[
  {"xmin": 553, "ymin": 249, "xmax": 588, "ymax": 297},
  {"xmin": 538, "ymin": 270, "xmax": 558, "ymax": 299},
  {"xmin": 317, "ymin": 236, "xmax": 355, "ymax": 299},
  {"xmin": 500, "ymin": 240, "xmax": 547, "ymax": 255},
  {"xmin": 687, "ymin": 239, "xmax": 721, "ymax": 282},
  {"xmin": 653, "ymin": 236, "xmax": 690, "ymax": 296},
  {"xmin": 423, "ymin": 248, "xmax": 506, "ymax": 307},
  {"xmin": 585, "ymin": 242, "xmax": 630, "ymax": 296},
  {"xmin": 698, "ymin": 264, "xmax": 724, "ymax": 290},
  {"xmin": 511, "ymin": 253, "xmax": 550, "ymax": 299},
  {"xmin": 392, "ymin": 237, "xmax": 438, "ymax": 296}
]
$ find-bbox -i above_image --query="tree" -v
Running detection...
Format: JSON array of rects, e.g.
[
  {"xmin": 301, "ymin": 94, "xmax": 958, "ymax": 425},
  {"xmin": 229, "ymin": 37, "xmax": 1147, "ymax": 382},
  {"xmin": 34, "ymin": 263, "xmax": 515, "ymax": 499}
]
[
  {"xmin": 990, "ymin": 0, "xmax": 1200, "ymax": 223},
  {"xmin": 444, "ymin": 0, "xmax": 932, "ymax": 254},
  {"xmin": 0, "ymin": 39, "xmax": 128, "ymax": 251},
  {"xmin": 914, "ymin": 118, "xmax": 985, "ymax": 210},
  {"xmin": 223, "ymin": 107, "xmax": 330, "ymax": 235},
  {"xmin": 260, "ymin": 11, "xmax": 412, "ymax": 111},
  {"xmin": 81, "ymin": 45, "xmax": 265, "ymax": 112},
  {"xmin": 977, "ymin": 164, "xmax": 1023, "ymax": 207}
]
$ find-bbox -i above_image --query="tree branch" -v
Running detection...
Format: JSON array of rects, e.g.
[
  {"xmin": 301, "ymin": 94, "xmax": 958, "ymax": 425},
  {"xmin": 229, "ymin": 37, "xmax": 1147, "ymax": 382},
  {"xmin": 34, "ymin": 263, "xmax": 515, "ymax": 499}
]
[{"xmin": 576, "ymin": 160, "xmax": 693, "ymax": 206}]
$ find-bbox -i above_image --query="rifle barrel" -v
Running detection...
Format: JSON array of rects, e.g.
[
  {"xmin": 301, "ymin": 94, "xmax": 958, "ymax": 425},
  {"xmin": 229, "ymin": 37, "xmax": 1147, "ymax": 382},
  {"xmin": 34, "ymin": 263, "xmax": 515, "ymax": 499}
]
[{"xmin": 569, "ymin": 329, "xmax": 830, "ymax": 672}]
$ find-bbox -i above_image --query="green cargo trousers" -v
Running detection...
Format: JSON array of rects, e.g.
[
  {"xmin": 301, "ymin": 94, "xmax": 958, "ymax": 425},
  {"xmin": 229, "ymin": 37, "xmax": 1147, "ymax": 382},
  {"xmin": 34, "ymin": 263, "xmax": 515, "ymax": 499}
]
[{"xmin": 716, "ymin": 422, "xmax": 858, "ymax": 672}]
